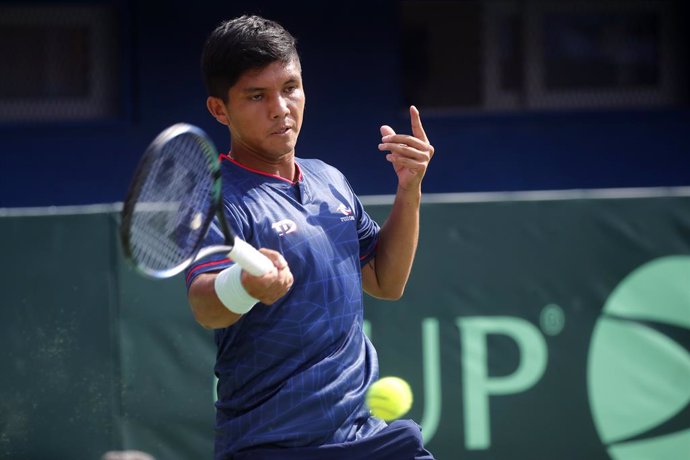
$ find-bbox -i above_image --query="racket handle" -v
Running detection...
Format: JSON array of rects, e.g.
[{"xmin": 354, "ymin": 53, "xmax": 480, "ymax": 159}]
[{"xmin": 229, "ymin": 237, "xmax": 275, "ymax": 277}]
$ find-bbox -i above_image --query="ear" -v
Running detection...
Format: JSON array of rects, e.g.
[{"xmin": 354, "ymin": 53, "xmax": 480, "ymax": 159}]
[{"xmin": 206, "ymin": 97, "xmax": 229, "ymax": 126}]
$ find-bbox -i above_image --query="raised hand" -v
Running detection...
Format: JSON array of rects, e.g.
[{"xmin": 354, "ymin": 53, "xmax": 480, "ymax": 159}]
[{"xmin": 378, "ymin": 106, "xmax": 434, "ymax": 192}]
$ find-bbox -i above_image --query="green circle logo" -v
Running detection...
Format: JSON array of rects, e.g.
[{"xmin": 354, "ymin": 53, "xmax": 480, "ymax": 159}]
[{"xmin": 587, "ymin": 256, "xmax": 690, "ymax": 459}]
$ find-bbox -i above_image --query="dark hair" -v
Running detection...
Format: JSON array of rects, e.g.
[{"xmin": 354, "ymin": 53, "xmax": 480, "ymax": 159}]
[{"xmin": 201, "ymin": 15, "xmax": 299, "ymax": 100}]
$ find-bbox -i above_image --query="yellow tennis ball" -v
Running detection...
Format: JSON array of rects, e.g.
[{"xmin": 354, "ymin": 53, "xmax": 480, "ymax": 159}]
[{"xmin": 366, "ymin": 376, "xmax": 413, "ymax": 421}]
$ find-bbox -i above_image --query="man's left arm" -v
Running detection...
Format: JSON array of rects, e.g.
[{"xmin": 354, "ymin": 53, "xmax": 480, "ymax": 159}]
[{"xmin": 362, "ymin": 105, "xmax": 434, "ymax": 299}]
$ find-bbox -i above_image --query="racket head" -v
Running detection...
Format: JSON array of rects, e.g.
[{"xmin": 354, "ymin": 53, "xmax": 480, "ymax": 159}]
[{"xmin": 120, "ymin": 123, "xmax": 223, "ymax": 278}]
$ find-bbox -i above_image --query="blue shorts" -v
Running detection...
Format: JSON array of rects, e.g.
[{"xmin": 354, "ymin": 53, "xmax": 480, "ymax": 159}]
[{"xmin": 231, "ymin": 420, "xmax": 435, "ymax": 460}]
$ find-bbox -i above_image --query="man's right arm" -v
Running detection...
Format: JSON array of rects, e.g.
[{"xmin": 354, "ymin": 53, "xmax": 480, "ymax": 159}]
[
  {"xmin": 187, "ymin": 248, "xmax": 293, "ymax": 329},
  {"xmin": 188, "ymin": 273, "xmax": 243, "ymax": 329}
]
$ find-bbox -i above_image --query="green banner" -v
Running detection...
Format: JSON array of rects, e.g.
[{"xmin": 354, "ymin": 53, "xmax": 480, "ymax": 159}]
[
  {"xmin": 1, "ymin": 195, "xmax": 689, "ymax": 459},
  {"xmin": 364, "ymin": 197, "xmax": 690, "ymax": 459},
  {"xmin": 0, "ymin": 213, "xmax": 118, "ymax": 459}
]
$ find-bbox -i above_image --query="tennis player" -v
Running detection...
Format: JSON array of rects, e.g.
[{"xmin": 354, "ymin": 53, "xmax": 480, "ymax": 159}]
[{"xmin": 186, "ymin": 15, "xmax": 435, "ymax": 460}]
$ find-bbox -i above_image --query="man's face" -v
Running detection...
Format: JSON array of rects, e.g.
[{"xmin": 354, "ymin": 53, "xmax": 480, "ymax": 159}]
[{"xmin": 222, "ymin": 58, "xmax": 305, "ymax": 162}]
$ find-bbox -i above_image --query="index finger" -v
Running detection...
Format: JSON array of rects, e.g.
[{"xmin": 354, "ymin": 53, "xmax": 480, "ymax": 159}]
[{"xmin": 410, "ymin": 105, "xmax": 429, "ymax": 142}]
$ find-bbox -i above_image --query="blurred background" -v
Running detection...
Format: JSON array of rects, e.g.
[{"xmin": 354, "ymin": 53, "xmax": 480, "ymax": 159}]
[
  {"xmin": 0, "ymin": 0, "xmax": 688, "ymax": 207},
  {"xmin": 1, "ymin": 1, "xmax": 689, "ymax": 459}
]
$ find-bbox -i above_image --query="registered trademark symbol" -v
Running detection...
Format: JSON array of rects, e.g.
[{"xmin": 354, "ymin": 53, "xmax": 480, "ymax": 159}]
[{"xmin": 540, "ymin": 304, "xmax": 565, "ymax": 336}]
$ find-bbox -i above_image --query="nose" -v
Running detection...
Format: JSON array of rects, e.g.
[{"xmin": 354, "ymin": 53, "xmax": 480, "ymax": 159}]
[{"xmin": 270, "ymin": 94, "xmax": 290, "ymax": 119}]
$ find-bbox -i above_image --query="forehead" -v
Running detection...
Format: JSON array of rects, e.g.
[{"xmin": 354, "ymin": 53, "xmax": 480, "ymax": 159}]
[{"xmin": 235, "ymin": 58, "xmax": 302, "ymax": 89}]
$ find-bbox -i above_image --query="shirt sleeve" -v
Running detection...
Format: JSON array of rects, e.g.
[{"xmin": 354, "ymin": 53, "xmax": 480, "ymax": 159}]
[{"xmin": 353, "ymin": 193, "xmax": 380, "ymax": 267}]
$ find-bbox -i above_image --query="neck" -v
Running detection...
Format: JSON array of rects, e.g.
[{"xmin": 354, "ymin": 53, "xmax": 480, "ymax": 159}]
[{"xmin": 229, "ymin": 149, "xmax": 297, "ymax": 182}]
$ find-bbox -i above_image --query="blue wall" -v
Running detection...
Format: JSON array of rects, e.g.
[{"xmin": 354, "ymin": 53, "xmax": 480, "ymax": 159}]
[{"xmin": 1, "ymin": 0, "xmax": 689, "ymax": 207}]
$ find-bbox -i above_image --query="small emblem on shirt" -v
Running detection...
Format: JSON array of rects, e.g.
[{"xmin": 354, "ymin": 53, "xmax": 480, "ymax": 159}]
[
  {"xmin": 272, "ymin": 219, "xmax": 297, "ymax": 236},
  {"xmin": 336, "ymin": 203, "xmax": 355, "ymax": 222},
  {"xmin": 337, "ymin": 203, "xmax": 352, "ymax": 215}
]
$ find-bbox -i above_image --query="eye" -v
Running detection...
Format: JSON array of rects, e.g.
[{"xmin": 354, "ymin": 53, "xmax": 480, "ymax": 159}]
[
  {"xmin": 249, "ymin": 94, "xmax": 263, "ymax": 101},
  {"xmin": 284, "ymin": 85, "xmax": 297, "ymax": 94}
]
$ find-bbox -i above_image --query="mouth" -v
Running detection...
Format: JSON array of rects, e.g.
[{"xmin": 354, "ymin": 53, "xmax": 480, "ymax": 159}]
[{"xmin": 271, "ymin": 126, "xmax": 292, "ymax": 136}]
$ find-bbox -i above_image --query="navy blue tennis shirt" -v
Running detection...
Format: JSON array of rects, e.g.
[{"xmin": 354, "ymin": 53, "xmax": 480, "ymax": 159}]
[{"xmin": 185, "ymin": 156, "xmax": 387, "ymax": 457}]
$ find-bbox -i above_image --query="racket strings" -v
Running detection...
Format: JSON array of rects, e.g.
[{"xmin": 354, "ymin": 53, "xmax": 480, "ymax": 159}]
[{"xmin": 129, "ymin": 132, "xmax": 216, "ymax": 272}]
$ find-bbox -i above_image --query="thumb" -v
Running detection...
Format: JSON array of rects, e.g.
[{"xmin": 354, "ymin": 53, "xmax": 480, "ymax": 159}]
[
  {"xmin": 257, "ymin": 248, "xmax": 287, "ymax": 271},
  {"xmin": 380, "ymin": 125, "xmax": 396, "ymax": 137}
]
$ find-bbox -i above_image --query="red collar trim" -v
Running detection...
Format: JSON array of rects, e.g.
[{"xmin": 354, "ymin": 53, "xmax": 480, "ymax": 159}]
[{"xmin": 219, "ymin": 154, "xmax": 303, "ymax": 185}]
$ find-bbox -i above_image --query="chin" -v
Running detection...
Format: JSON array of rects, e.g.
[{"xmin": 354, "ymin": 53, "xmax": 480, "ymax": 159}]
[{"xmin": 276, "ymin": 141, "xmax": 297, "ymax": 156}]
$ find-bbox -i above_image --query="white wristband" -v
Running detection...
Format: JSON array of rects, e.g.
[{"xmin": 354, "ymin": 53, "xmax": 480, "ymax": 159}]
[{"xmin": 214, "ymin": 264, "xmax": 259, "ymax": 315}]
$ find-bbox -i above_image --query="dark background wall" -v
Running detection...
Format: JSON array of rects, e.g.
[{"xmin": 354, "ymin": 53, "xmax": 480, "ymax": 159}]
[{"xmin": 0, "ymin": 0, "xmax": 689, "ymax": 208}]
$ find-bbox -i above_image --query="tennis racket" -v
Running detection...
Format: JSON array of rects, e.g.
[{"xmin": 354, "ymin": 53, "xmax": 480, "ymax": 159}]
[{"xmin": 120, "ymin": 123, "xmax": 275, "ymax": 279}]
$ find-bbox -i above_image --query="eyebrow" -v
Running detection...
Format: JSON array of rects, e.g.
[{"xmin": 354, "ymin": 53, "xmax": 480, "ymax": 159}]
[{"xmin": 240, "ymin": 78, "xmax": 300, "ymax": 94}]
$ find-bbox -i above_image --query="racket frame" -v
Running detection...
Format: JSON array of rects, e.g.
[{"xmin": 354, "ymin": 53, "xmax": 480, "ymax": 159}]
[{"xmin": 120, "ymin": 123, "xmax": 233, "ymax": 279}]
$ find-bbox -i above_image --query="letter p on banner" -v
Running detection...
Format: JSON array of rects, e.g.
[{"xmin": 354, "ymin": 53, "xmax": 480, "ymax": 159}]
[{"xmin": 457, "ymin": 317, "xmax": 548, "ymax": 450}]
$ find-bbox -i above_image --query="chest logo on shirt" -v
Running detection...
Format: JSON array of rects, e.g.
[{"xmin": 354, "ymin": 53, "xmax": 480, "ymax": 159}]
[
  {"xmin": 336, "ymin": 203, "xmax": 355, "ymax": 222},
  {"xmin": 272, "ymin": 219, "xmax": 298, "ymax": 236}
]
